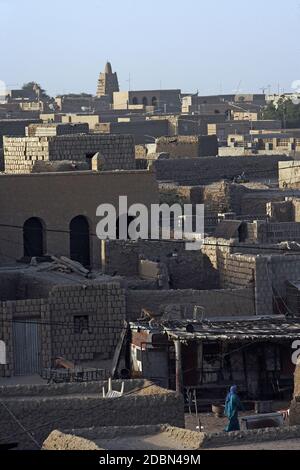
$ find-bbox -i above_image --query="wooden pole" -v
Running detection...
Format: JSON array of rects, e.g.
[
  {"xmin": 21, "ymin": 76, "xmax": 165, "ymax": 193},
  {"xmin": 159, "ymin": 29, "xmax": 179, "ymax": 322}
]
[{"xmin": 174, "ymin": 339, "xmax": 183, "ymax": 395}]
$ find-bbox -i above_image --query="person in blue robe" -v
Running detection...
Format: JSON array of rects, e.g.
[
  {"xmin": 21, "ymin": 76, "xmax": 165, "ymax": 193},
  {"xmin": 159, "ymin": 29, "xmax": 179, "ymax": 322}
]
[{"xmin": 224, "ymin": 385, "xmax": 243, "ymax": 432}]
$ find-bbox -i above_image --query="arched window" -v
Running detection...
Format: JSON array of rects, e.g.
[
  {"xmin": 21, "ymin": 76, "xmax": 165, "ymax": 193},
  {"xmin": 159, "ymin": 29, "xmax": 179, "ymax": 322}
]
[
  {"xmin": 142, "ymin": 97, "xmax": 148, "ymax": 106},
  {"xmin": 23, "ymin": 217, "xmax": 45, "ymax": 257},
  {"xmin": 70, "ymin": 216, "xmax": 90, "ymax": 267},
  {"xmin": 132, "ymin": 97, "xmax": 138, "ymax": 105},
  {"xmin": 152, "ymin": 96, "xmax": 158, "ymax": 107}
]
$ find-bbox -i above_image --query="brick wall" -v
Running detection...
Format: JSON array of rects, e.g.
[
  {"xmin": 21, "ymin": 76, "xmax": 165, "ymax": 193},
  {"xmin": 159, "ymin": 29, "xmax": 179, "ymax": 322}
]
[
  {"xmin": 50, "ymin": 283, "xmax": 125, "ymax": 362},
  {"xmin": 202, "ymin": 240, "xmax": 256, "ymax": 290},
  {"xmin": 27, "ymin": 123, "xmax": 89, "ymax": 137},
  {"xmin": 155, "ymin": 135, "xmax": 218, "ymax": 158},
  {"xmin": 222, "ymin": 252, "xmax": 300, "ymax": 316},
  {"xmin": 218, "ymin": 253, "xmax": 256, "ymax": 289},
  {"xmin": 256, "ymin": 222, "xmax": 300, "ymax": 244},
  {"xmin": 202, "ymin": 239, "xmax": 267, "ymax": 315},
  {"xmin": 95, "ymin": 120, "xmax": 169, "ymax": 145},
  {"xmin": 126, "ymin": 286, "xmax": 255, "ymax": 321},
  {"xmin": 0, "ymin": 272, "xmax": 57, "ymax": 301},
  {"xmin": 0, "ymin": 282, "xmax": 126, "ymax": 377},
  {"xmin": 102, "ymin": 240, "xmax": 215, "ymax": 290},
  {"xmin": 153, "ymin": 155, "xmax": 292, "ymax": 185}
]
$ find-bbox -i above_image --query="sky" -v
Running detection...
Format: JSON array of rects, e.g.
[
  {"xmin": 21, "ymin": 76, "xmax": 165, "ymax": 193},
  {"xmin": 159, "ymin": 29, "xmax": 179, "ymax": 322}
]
[{"xmin": 1, "ymin": 0, "xmax": 300, "ymax": 97}]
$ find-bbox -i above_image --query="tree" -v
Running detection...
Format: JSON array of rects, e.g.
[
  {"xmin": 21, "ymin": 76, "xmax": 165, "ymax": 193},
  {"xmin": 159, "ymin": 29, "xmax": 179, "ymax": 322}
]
[
  {"xmin": 21, "ymin": 82, "xmax": 50, "ymax": 101},
  {"xmin": 262, "ymin": 98, "xmax": 300, "ymax": 128}
]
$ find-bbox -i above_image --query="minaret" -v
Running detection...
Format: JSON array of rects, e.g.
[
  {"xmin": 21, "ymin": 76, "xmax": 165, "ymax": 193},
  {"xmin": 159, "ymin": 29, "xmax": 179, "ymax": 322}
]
[{"xmin": 96, "ymin": 62, "xmax": 119, "ymax": 103}]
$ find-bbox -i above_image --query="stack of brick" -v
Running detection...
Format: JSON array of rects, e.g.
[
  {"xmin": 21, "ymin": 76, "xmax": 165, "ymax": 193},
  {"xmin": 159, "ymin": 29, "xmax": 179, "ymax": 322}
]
[
  {"xmin": 3, "ymin": 134, "xmax": 136, "ymax": 173},
  {"xmin": 3, "ymin": 136, "xmax": 49, "ymax": 173}
]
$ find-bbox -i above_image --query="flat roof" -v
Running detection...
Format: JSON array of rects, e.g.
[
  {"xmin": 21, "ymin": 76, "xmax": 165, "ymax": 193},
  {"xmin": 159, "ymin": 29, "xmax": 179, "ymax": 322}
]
[{"xmin": 0, "ymin": 169, "xmax": 151, "ymax": 178}]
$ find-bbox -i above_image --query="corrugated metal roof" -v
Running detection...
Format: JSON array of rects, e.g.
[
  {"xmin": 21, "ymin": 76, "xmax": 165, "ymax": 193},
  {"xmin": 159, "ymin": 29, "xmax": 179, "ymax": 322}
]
[
  {"xmin": 164, "ymin": 318, "xmax": 300, "ymax": 341},
  {"xmin": 130, "ymin": 317, "xmax": 300, "ymax": 342}
]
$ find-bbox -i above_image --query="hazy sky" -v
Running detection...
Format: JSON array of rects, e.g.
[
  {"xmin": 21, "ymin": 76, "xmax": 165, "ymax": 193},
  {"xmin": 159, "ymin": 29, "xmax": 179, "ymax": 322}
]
[{"xmin": 1, "ymin": 0, "xmax": 300, "ymax": 97}]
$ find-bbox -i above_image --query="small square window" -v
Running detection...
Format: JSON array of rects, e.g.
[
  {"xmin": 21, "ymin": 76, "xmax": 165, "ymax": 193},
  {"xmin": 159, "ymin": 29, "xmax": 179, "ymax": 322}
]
[{"xmin": 74, "ymin": 315, "xmax": 89, "ymax": 334}]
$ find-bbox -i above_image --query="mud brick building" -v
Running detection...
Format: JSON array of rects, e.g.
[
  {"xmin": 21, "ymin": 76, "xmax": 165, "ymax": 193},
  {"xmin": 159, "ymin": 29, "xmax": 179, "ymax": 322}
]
[
  {"xmin": 0, "ymin": 170, "xmax": 159, "ymax": 267},
  {"xmin": 0, "ymin": 271, "xmax": 126, "ymax": 378},
  {"xmin": 26, "ymin": 122, "xmax": 89, "ymax": 137},
  {"xmin": 203, "ymin": 237, "xmax": 300, "ymax": 316},
  {"xmin": 154, "ymin": 135, "xmax": 218, "ymax": 158},
  {"xmin": 3, "ymin": 133, "xmax": 136, "ymax": 173},
  {"xmin": 129, "ymin": 317, "xmax": 299, "ymax": 398},
  {"xmin": 96, "ymin": 62, "xmax": 119, "ymax": 103},
  {"xmin": 113, "ymin": 89, "xmax": 181, "ymax": 113}
]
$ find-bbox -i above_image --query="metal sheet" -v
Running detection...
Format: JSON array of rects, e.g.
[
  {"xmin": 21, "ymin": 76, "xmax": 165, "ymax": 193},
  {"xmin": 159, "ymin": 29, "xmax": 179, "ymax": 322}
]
[
  {"xmin": 142, "ymin": 348, "xmax": 169, "ymax": 388},
  {"xmin": 13, "ymin": 320, "xmax": 41, "ymax": 376}
]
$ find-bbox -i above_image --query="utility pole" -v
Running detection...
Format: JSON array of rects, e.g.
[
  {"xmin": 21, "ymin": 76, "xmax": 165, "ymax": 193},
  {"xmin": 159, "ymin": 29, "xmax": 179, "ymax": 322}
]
[
  {"xmin": 127, "ymin": 73, "xmax": 131, "ymax": 91},
  {"xmin": 174, "ymin": 339, "xmax": 183, "ymax": 395}
]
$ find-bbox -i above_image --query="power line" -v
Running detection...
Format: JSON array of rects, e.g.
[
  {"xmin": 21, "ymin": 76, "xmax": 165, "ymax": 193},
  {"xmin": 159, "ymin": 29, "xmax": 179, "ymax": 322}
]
[
  {"xmin": 0, "ymin": 329, "xmax": 295, "ymax": 447},
  {"xmin": 2, "ymin": 220, "xmax": 300, "ymax": 253},
  {"xmin": 0, "ymin": 399, "xmax": 40, "ymax": 449},
  {"xmin": 0, "ymin": 381, "xmax": 159, "ymax": 446}
]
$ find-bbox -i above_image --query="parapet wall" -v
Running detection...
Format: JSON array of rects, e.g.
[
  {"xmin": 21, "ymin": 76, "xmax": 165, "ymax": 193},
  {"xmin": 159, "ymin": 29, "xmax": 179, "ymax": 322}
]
[
  {"xmin": 153, "ymin": 155, "xmax": 292, "ymax": 185},
  {"xmin": 126, "ymin": 286, "xmax": 255, "ymax": 321},
  {"xmin": 0, "ymin": 380, "xmax": 184, "ymax": 449}
]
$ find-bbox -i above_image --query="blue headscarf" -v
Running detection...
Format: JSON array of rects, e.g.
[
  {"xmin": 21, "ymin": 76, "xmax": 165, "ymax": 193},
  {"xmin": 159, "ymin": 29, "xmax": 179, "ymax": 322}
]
[{"xmin": 226, "ymin": 385, "xmax": 238, "ymax": 402}]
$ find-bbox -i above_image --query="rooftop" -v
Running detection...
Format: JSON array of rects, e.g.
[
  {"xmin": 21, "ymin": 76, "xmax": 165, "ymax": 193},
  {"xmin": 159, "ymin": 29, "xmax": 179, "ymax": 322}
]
[{"xmin": 131, "ymin": 316, "xmax": 300, "ymax": 341}]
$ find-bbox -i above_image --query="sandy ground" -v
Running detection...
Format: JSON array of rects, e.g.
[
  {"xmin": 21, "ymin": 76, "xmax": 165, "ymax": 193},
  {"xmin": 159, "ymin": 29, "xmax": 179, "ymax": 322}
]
[
  {"xmin": 96, "ymin": 433, "xmax": 190, "ymax": 450},
  {"xmin": 211, "ymin": 439, "xmax": 300, "ymax": 450},
  {"xmin": 185, "ymin": 402, "xmax": 290, "ymax": 434},
  {"xmin": 185, "ymin": 409, "xmax": 298, "ymax": 450}
]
